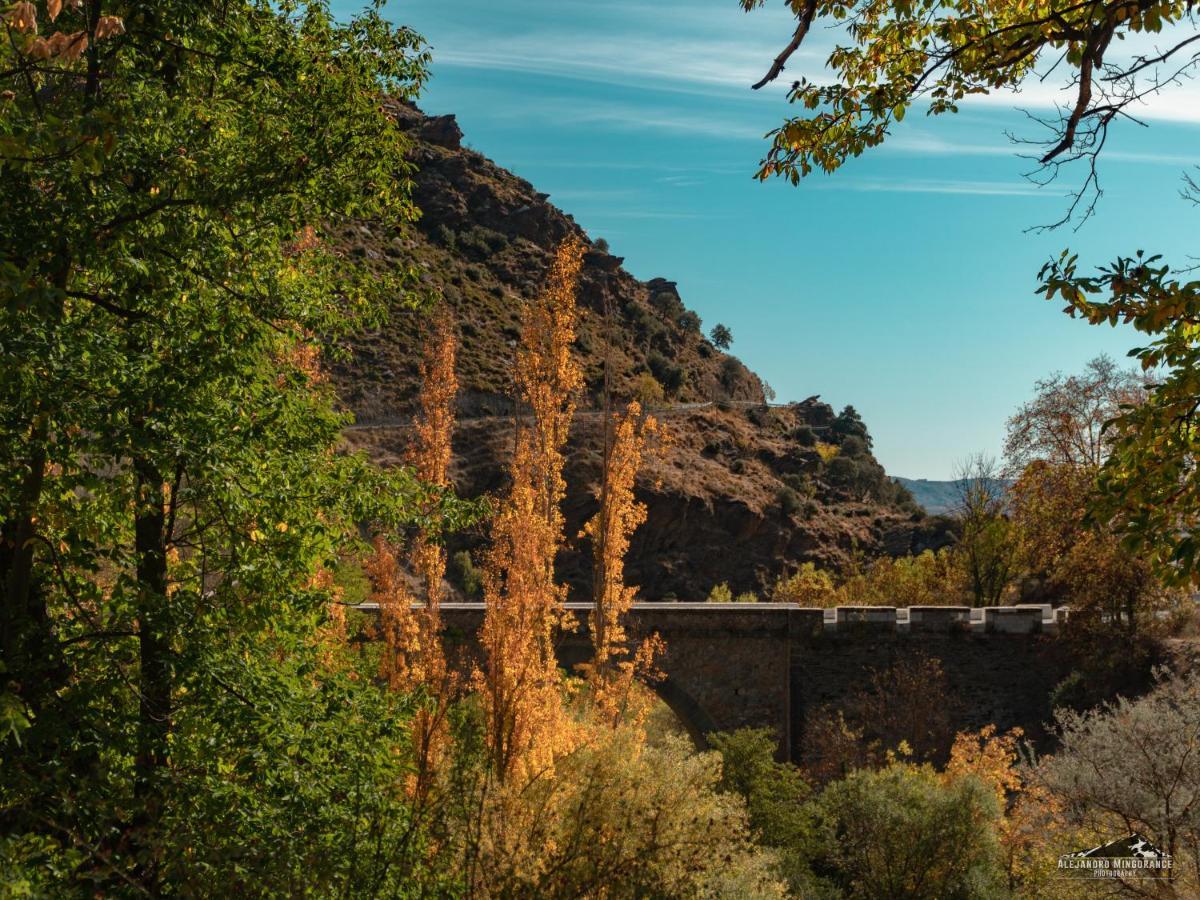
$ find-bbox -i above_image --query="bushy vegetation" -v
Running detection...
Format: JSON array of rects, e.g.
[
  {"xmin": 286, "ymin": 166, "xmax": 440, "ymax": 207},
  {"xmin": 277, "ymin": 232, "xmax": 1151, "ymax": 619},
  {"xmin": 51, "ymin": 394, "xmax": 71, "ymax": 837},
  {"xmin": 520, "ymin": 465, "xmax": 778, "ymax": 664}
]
[
  {"xmin": 648, "ymin": 351, "xmax": 686, "ymax": 395},
  {"xmin": 715, "ymin": 681, "xmax": 1200, "ymax": 900}
]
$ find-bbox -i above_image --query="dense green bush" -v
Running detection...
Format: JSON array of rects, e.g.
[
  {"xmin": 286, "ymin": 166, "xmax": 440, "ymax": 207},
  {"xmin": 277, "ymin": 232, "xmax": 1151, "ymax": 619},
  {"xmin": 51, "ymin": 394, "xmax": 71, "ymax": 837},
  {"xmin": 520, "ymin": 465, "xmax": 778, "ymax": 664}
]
[
  {"xmin": 806, "ymin": 764, "xmax": 1004, "ymax": 899},
  {"xmin": 778, "ymin": 486, "xmax": 804, "ymax": 516},
  {"xmin": 840, "ymin": 435, "xmax": 867, "ymax": 458},
  {"xmin": 720, "ymin": 356, "xmax": 746, "ymax": 391},
  {"xmin": 792, "ymin": 424, "xmax": 817, "ymax": 446},
  {"xmin": 711, "ymin": 729, "xmax": 814, "ymax": 891},
  {"xmin": 713, "ymin": 728, "xmax": 1005, "ymax": 898},
  {"xmin": 453, "ymin": 549, "xmax": 484, "ymax": 598},
  {"xmin": 650, "ymin": 290, "xmax": 684, "ymax": 317},
  {"xmin": 648, "ymin": 353, "xmax": 685, "ymax": 395},
  {"xmin": 456, "ymin": 225, "xmax": 508, "ymax": 259}
]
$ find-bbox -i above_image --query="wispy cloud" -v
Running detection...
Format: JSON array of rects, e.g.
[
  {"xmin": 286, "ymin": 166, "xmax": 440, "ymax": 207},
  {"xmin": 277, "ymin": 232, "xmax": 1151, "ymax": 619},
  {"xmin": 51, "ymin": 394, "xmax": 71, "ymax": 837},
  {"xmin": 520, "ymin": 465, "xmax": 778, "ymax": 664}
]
[
  {"xmin": 581, "ymin": 209, "xmax": 707, "ymax": 221},
  {"xmin": 428, "ymin": 9, "xmax": 1200, "ymax": 126},
  {"xmin": 433, "ymin": 42, "xmax": 794, "ymax": 98},
  {"xmin": 474, "ymin": 95, "xmax": 767, "ymax": 141},
  {"xmin": 828, "ymin": 177, "xmax": 1057, "ymax": 197},
  {"xmin": 882, "ymin": 126, "xmax": 1199, "ymax": 165}
]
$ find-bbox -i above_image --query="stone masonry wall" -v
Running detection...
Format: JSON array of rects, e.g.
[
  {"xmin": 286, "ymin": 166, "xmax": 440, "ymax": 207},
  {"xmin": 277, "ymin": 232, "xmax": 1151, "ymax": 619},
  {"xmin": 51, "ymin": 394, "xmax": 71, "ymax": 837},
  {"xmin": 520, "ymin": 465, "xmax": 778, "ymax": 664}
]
[{"xmin": 387, "ymin": 603, "xmax": 1072, "ymax": 761}]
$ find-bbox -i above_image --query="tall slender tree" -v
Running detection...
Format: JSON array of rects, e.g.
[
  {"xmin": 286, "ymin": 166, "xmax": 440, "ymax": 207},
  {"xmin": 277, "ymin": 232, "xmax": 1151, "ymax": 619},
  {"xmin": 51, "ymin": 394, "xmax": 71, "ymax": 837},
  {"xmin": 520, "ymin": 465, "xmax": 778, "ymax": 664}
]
[
  {"xmin": 478, "ymin": 239, "xmax": 584, "ymax": 778},
  {"xmin": 584, "ymin": 400, "xmax": 662, "ymax": 726}
]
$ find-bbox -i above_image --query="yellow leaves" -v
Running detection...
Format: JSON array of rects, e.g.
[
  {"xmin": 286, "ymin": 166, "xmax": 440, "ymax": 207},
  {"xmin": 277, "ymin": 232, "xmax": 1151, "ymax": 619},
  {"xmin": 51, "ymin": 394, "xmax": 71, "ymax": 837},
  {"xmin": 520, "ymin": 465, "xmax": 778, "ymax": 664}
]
[
  {"xmin": 479, "ymin": 239, "xmax": 587, "ymax": 779},
  {"xmin": 275, "ymin": 521, "xmax": 288, "ymax": 533},
  {"xmin": 94, "ymin": 14, "xmax": 124, "ymax": 41},
  {"xmin": 945, "ymin": 724, "xmax": 1023, "ymax": 804},
  {"xmin": 3, "ymin": 3, "xmax": 37, "ymax": 34},
  {"xmin": 586, "ymin": 401, "xmax": 662, "ymax": 727},
  {"xmin": 815, "ymin": 441, "xmax": 839, "ymax": 462},
  {"xmin": 46, "ymin": 29, "xmax": 86, "ymax": 61},
  {"xmin": 26, "ymin": 36, "xmax": 51, "ymax": 59}
]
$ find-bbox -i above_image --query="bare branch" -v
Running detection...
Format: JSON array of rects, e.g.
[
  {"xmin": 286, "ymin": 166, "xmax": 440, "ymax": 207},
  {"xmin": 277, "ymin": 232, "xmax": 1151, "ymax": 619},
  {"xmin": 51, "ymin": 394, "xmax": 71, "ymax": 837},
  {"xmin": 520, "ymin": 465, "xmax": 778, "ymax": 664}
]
[{"xmin": 752, "ymin": 0, "xmax": 817, "ymax": 90}]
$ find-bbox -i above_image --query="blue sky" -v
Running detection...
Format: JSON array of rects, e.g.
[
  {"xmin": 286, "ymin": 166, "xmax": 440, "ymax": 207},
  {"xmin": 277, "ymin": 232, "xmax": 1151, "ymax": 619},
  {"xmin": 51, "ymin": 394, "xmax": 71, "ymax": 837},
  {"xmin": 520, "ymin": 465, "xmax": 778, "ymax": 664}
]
[{"xmin": 355, "ymin": 0, "xmax": 1200, "ymax": 479}]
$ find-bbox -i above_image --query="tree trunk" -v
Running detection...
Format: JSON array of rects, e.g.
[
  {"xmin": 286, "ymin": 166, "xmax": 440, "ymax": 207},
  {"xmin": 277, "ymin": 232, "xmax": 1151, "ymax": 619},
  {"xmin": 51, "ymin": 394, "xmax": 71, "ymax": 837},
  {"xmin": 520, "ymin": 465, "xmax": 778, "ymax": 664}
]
[
  {"xmin": 133, "ymin": 454, "xmax": 171, "ymax": 888},
  {"xmin": 1, "ymin": 419, "xmax": 65, "ymax": 731},
  {"xmin": 2, "ymin": 255, "xmax": 68, "ymax": 695}
]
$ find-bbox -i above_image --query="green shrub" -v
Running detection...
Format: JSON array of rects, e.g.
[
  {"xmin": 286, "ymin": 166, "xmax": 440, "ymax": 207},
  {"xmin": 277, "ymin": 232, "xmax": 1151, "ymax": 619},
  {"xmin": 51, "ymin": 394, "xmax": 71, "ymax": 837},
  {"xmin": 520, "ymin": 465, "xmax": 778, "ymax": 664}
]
[
  {"xmin": 720, "ymin": 356, "xmax": 745, "ymax": 390},
  {"xmin": 711, "ymin": 728, "xmax": 813, "ymax": 892},
  {"xmin": 792, "ymin": 424, "xmax": 817, "ymax": 447},
  {"xmin": 435, "ymin": 223, "xmax": 457, "ymax": 249},
  {"xmin": 805, "ymin": 763, "xmax": 1004, "ymax": 899},
  {"xmin": 632, "ymin": 372, "xmax": 664, "ymax": 406},
  {"xmin": 826, "ymin": 455, "xmax": 859, "ymax": 487},
  {"xmin": 710, "ymin": 323, "xmax": 733, "ymax": 350},
  {"xmin": 832, "ymin": 405, "xmax": 872, "ymax": 446},
  {"xmin": 840, "ymin": 435, "xmax": 867, "ymax": 458},
  {"xmin": 647, "ymin": 353, "xmax": 685, "ymax": 394},
  {"xmin": 457, "ymin": 225, "xmax": 508, "ymax": 259},
  {"xmin": 453, "ymin": 550, "xmax": 483, "ymax": 599},
  {"xmin": 778, "ymin": 486, "xmax": 803, "ymax": 516},
  {"xmin": 650, "ymin": 290, "xmax": 683, "ymax": 317}
]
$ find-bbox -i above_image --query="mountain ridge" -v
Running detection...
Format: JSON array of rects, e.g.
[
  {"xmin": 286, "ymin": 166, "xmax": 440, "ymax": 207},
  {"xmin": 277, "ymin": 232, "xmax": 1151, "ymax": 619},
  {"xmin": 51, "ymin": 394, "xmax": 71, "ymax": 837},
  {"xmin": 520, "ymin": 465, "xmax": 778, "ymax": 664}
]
[{"xmin": 332, "ymin": 101, "xmax": 954, "ymax": 600}]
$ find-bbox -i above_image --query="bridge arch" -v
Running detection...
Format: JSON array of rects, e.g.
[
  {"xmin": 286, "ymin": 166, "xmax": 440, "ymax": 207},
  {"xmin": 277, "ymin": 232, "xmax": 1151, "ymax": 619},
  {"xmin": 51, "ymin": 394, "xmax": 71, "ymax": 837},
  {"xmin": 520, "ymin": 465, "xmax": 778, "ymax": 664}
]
[{"xmin": 647, "ymin": 676, "xmax": 717, "ymax": 750}]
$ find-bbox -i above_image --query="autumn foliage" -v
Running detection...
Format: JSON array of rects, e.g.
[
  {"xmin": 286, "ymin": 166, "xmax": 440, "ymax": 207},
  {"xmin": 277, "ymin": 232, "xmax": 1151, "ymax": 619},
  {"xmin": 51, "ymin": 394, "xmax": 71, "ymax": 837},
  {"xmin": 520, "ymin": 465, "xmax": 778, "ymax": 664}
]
[
  {"xmin": 477, "ymin": 238, "xmax": 586, "ymax": 777},
  {"xmin": 366, "ymin": 309, "xmax": 460, "ymax": 796},
  {"xmin": 583, "ymin": 401, "xmax": 664, "ymax": 727}
]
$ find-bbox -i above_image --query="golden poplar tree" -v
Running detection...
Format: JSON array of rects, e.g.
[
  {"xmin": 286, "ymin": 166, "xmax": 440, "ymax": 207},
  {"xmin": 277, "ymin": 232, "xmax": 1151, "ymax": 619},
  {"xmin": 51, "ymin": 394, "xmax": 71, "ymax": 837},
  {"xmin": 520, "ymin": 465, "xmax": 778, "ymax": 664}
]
[
  {"xmin": 363, "ymin": 309, "xmax": 460, "ymax": 797},
  {"xmin": 406, "ymin": 308, "xmax": 460, "ymax": 795},
  {"xmin": 410, "ymin": 307, "xmax": 458, "ymax": 612},
  {"xmin": 583, "ymin": 401, "xmax": 663, "ymax": 726},
  {"xmin": 366, "ymin": 535, "xmax": 421, "ymax": 691},
  {"xmin": 479, "ymin": 238, "xmax": 585, "ymax": 778}
]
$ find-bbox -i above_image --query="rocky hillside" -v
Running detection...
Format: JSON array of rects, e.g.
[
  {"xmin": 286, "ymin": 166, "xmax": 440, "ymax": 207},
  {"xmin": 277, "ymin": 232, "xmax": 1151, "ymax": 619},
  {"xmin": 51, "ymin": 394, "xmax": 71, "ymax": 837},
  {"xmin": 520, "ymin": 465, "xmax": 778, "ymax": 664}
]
[{"xmin": 332, "ymin": 102, "xmax": 952, "ymax": 601}]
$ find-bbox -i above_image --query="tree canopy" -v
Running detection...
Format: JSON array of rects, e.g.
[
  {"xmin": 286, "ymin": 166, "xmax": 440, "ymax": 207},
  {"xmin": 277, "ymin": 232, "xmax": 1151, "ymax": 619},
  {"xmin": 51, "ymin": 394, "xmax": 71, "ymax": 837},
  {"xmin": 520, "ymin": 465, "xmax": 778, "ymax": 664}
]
[
  {"xmin": 742, "ymin": 0, "xmax": 1200, "ymax": 224},
  {"xmin": 741, "ymin": 0, "xmax": 1200, "ymax": 585}
]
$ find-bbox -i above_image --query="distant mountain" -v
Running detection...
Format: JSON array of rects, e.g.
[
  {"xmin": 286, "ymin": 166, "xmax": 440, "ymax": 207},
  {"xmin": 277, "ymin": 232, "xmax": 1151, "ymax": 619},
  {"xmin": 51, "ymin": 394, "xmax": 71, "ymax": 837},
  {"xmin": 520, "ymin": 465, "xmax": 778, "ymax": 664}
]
[{"xmin": 892, "ymin": 478, "xmax": 1010, "ymax": 516}]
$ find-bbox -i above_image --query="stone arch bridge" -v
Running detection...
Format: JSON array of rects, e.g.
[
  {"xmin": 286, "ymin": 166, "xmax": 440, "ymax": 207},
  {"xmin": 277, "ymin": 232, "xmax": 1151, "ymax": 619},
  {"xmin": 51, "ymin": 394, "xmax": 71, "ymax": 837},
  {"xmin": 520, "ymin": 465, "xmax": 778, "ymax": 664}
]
[{"xmin": 361, "ymin": 603, "xmax": 1069, "ymax": 760}]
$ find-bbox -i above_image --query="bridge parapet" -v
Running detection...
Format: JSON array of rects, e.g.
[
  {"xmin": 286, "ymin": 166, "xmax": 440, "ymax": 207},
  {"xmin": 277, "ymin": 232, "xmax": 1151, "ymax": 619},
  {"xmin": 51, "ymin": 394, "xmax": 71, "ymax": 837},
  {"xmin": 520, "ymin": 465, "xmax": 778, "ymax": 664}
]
[
  {"xmin": 834, "ymin": 606, "xmax": 898, "ymax": 631},
  {"xmin": 982, "ymin": 606, "xmax": 1045, "ymax": 634},
  {"xmin": 906, "ymin": 606, "xmax": 972, "ymax": 632},
  {"xmin": 400, "ymin": 602, "xmax": 1061, "ymax": 637}
]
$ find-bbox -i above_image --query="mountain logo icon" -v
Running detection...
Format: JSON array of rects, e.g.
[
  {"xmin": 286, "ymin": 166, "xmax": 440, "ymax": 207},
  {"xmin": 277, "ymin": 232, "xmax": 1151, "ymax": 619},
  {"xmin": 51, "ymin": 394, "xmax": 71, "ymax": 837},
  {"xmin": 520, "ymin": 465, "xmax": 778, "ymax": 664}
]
[{"xmin": 1058, "ymin": 834, "xmax": 1173, "ymax": 879}]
